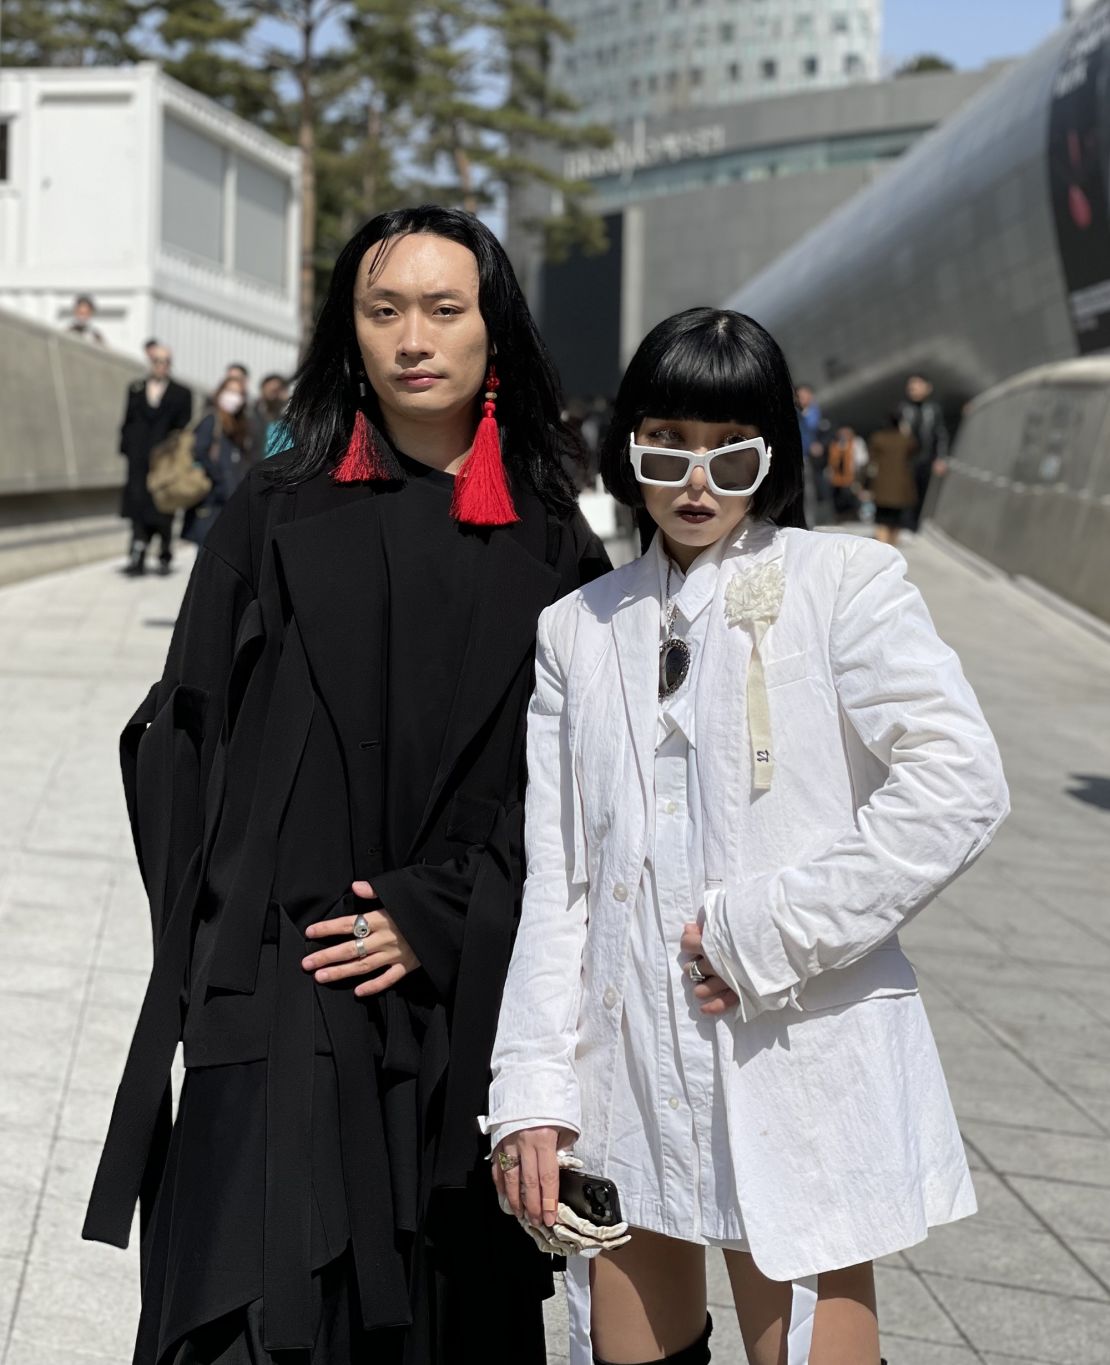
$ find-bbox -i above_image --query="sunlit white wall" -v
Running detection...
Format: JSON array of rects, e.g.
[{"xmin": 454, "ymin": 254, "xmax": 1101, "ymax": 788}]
[{"xmin": 0, "ymin": 64, "xmax": 301, "ymax": 390}]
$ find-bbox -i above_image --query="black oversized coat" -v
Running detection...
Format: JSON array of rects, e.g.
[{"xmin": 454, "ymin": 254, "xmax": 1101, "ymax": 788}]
[
  {"xmin": 83, "ymin": 452, "xmax": 609, "ymax": 1362},
  {"xmin": 119, "ymin": 378, "xmax": 193, "ymax": 527}
]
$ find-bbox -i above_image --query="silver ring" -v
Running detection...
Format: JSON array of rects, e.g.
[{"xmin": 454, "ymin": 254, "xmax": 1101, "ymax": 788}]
[
  {"xmin": 686, "ymin": 958, "xmax": 708, "ymax": 985},
  {"xmin": 354, "ymin": 939, "xmax": 368, "ymax": 960},
  {"xmin": 352, "ymin": 913, "xmax": 370, "ymax": 939}
]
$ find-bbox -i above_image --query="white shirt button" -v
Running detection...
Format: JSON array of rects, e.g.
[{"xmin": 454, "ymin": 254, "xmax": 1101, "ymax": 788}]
[
  {"xmin": 612, "ymin": 882, "xmax": 629, "ymax": 902},
  {"xmin": 602, "ymin": 986, "xmax": 619, "ymax": 1009},
  {"xmin": 664, "ymin": 800, "xmax": 677, "ymax": 815},
  {"xmin": 668, "ymin": 1096, "xmax": 680, "ymax": 1110}
]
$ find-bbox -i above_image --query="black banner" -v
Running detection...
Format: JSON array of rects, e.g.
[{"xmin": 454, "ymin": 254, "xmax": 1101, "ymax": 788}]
[{"xmin": 1049, "ymin": 1, "xmax": 1110, "ymax": 353}]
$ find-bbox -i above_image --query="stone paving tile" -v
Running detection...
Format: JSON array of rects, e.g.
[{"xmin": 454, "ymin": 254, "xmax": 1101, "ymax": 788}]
[
  {"xmin": 0, "ymin": 1190, "xmax": 37, "ymax": 1262},
  {"xmin": 11, "ymin": 1244, "xmax": 139, "ymax": 1360},
  {"xmin": 923, "ymin": 1275, "xmax": 1110, "ymax": 1364},
  {"xmin": 880, "ymin": 1343, "xmax": 980, "ymax": 1365},
  {"xmin": 0, "ymin": 1131, "xmax": 52, "ymax": 1200},
  {"xmin": 903, "ymin": 1218, "xmax": 1108, "ymax": 1300},
  {"xmin": 0, "ymin": 1076, "xmax": 67, "ymax": 1136},
  {"xmin": 961, "ymin": 1121, "xmax": 1110, "ymax": 1188},
  {"xmin": 875, "ymin": 1264, "xmax": 966, "ymax": 1345},
  {"xmin": 1006, "ymin": 1177, "xmax": 1110, "ymax": 1247}
]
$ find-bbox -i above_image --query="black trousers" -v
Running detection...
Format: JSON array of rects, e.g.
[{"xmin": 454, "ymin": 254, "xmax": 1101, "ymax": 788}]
[
  {"xmin": 131, "ymin": 518, "xmax": 173, "ymax": 562},
  {"xmin": 171, "ymin": 1244, "xmax": 547, "ymax": 1365}
]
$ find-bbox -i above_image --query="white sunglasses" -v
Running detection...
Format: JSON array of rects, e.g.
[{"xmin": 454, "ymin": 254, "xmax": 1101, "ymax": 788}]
[{"xmin": 628, "ymin": 433, "xmax": 773, "ymax": 497}]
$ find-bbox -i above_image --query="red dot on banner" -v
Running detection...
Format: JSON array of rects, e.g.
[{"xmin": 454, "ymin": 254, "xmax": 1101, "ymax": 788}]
[{"xmin": 1069, "ymin": 184, "xmax": 1092, "ymax": 230}]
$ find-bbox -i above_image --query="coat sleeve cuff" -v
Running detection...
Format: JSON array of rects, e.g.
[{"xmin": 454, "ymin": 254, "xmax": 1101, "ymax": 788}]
[
  {"xmin": 479, "ymin": 1117, "xmax": 582, "ymax": 1150},
  {"xmin": 701, "ymin": 883, "xmax": 801, "ymax": 1020},
  {"xmin": 371, "ymin": 863, "xmax": 469, "ymax": 1001}
]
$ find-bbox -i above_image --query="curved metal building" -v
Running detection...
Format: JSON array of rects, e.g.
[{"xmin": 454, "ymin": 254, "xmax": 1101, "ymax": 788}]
[{"xmin": 725, "ymin": 5, "xmax": 1110, "ymax": 427}]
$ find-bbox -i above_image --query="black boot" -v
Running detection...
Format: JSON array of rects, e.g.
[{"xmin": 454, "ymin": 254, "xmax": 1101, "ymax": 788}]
[
  {"xmin": 121, "ymin": 540, "xmax": 147, "ymax": 577},
  {"xmin": 594, "ymin": 1313, "xmax": 712, "ymax": 1365}
]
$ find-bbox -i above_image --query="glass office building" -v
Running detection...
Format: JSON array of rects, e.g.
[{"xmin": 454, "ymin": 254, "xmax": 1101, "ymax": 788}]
[{"xmin": 549, "ymin": 0, "xmax": 882, "ymax": 129}]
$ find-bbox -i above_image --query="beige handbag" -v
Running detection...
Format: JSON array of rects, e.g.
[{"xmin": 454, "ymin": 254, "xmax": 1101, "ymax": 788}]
[{"xmin": 147, "ymin": 428, "xmax": 213, "ymax": 514}]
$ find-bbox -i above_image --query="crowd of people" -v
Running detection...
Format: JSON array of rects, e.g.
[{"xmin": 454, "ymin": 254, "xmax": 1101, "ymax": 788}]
[
  {"xmin": 80, "ymin": 206, "xmax": 1009, "ymax": 1365},
  {"xmin": 794, "ymin": 374, "xmax": 950, "ymax": 546},
  {"xmin": 116, "ymin": 342, "xmax": 290, "ymax": 576}
]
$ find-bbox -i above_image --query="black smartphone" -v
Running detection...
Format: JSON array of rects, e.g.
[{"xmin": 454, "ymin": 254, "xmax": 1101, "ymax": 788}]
[{"xmin": 558, "ymin": 1169, "xmax": 623, "ymax": 1228}]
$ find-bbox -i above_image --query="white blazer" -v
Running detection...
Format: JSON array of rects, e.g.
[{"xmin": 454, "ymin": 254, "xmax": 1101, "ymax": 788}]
[{"xmin": 484, "ymin": 520, "xmax": 1009, "ymax": 1281}]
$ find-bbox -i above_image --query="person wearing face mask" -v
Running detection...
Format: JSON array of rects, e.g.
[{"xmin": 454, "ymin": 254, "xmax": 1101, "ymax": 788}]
[{"xmin": 182, "ymin": 375, "xmax": 250, "ymax": 545}]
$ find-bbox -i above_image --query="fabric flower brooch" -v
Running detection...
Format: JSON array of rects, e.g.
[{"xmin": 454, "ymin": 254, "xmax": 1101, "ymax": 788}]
[{"xmin": 724, "ymin": 562, "xmax": 785, "ymax": 791}]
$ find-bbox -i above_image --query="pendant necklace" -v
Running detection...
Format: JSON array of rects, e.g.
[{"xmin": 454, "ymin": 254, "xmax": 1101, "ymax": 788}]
[{"xmin": 659, "ymin": 560, "xmax": 692, "ymax": 700}]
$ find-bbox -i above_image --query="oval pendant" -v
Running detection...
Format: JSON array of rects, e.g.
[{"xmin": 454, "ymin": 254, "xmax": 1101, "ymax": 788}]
[{"xmin": 659, "ymin": 637, "xmax": 692, "ymax": 699}]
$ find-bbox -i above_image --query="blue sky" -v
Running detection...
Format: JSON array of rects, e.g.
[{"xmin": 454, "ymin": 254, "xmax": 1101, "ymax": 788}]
[{"xmin": 883, "ymin": 0, "xmax": 1063, "ymax": 70}]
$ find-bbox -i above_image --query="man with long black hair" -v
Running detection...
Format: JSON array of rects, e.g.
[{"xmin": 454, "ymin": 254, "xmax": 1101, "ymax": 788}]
[{"xmin": 83, "ymin": 207, "xmax": 609, "ymax": 1364}]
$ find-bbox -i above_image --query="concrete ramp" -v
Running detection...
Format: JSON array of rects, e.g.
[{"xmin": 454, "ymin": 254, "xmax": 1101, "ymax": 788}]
[{"xmin": 934, "ymin": 358, "xmax": 1110, "ymax": 627}]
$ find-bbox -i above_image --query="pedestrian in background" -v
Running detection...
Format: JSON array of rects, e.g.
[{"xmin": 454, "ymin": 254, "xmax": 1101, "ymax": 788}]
[
  {"xmin": 183, "ymin": 373, "xmax": 250, "ymax": 546},
  {"xmin": 900, "ymin": 374, "xmax": 948, "ymax": 531},
  {"xmin": 226, "ymin": 360, "xmax": 250, "ymax": 394},
  {"xmin": 826, "ymin": 423, "xmax": 868, "ymax": 522},
  {"xmin": 795, "ymin": 382, "xmax": 828, "ymax": 523},
  {"xmin": 67, "ymin": 294, "xmax": 106, "ymax": 346},
  {"xmin": 867, "ymin": 411, "xmax": 918, "ymax": 548},
  {"xmin": 486, "ymin": 306, "xmax": 1008, "ymax": 1365},
  {"xmin": 251, "ymin": 371, "xmax": 290, "ymax": 459},
  {"xmin": 118, "ymin": 343, "xmax": 192, "ymax": 576}
]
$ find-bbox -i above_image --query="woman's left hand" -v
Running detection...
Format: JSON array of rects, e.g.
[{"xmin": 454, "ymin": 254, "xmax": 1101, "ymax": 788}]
[
  {"xmin": 302, "ymin": 881, "xmax": 420, "ymax": 997},
  {"xmin": 681, "ymin": 923, "xmax": 740, "ymax": 1015}
]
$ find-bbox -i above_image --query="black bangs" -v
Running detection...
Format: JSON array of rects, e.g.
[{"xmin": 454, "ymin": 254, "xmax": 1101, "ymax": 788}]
[
  {"xmin": 640, "ymin": 319, "xmax": 771, "ymax": 428},
  {"xmin": 600, "ymin": 306, "xmax": 807, "ymax": 528}
]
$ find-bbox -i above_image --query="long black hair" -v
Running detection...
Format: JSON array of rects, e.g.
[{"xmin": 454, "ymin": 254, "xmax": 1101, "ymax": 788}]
[
  {"xmin": 266, "ymin": 205, "xmax": 581, "ymax": 513},
  {"xmin": 599, "ymin": 307, "xmax": 806, "ymax": 528}
]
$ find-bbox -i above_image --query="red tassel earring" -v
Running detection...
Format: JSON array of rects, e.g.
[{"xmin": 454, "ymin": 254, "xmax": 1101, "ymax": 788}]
[
  {"xmin": 451, "ymin": 363, "xmax": 519, "ymax": 526},
  {"xmin": 332, "ymin": 385, "xmax": 398, "ymax": 484}
]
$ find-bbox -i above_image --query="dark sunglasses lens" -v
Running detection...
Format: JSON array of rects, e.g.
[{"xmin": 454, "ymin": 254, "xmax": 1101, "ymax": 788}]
[
  {"xmin": 709, "ymin": 446, "xmax": 761, "ymax": 491},
  {"xmin": 640, "ymin": 450, "xmax": 690, "ymax": 483}
]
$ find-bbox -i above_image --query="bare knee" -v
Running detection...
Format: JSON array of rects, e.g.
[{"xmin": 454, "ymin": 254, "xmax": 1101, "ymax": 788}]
[{"xmin": 591, "ymin": 1229, "xmax": 707, "ymax": 1362}]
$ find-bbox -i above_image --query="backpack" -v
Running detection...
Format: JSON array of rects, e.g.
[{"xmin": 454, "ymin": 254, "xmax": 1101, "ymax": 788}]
[{"xmin": 147, "ymin": 428, "xmax": 213, "ymax": 514}]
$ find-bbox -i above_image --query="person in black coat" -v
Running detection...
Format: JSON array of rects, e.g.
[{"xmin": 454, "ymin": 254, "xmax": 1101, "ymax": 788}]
[
  {"xmin": 83, "ymin": 206, "xmax": 610, "ymax": 1365},
  {"xmin": 899, "ymin": 373, "xmax": 949, "ymax": 532},
  {"xmin": 119, "ymin": 344, "xmax": 193, "ymax": 575}
]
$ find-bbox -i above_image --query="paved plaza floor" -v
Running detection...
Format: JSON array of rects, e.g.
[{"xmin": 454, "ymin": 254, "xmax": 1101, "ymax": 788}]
[{"xmin": 0, "ymin": 529, "xmax": 1108, "ymax": 1365}]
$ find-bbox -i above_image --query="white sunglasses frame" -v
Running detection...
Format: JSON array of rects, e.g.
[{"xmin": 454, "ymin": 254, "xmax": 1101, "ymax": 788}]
[{"xmin": 628, "ymin": 432, "xmax": 773, "ymax": 497}]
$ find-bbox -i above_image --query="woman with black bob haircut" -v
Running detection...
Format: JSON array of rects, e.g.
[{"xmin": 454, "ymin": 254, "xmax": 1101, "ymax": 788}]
[
  {"xmin": 484, "ymin": 307, "xmax": 1008, "ymax": 1365},
  {"xmin": 83, "ymin": 205, "xmax": 609, "ymax": 1365},
  {"xmin": 599, "ymin": 307, "xmax": 806, "ymax": 536}
]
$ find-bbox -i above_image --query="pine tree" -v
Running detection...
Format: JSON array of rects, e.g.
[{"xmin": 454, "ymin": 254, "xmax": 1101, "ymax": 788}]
[
  {"xmin": 0, "ymin": 0, "xmax": 147, "ymax": 67},
  {"xmin": 245, "ymin": 1, "xmax": 361, "ymax": 348},
  {"xmin": 153, "ymin": 0, "xmax": 279, "ymax": 126},
  {"xmin": 403, "ymin": 0, "xmax": 610, "ymax": 248}
]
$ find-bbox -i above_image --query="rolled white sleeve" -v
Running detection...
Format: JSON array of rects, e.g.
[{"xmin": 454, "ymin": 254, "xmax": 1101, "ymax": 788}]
[
  {"xmin": 702, "ymin": 538, "xmax": 1009, "ymax": 1019},
  {"xmin": 481, "ymin": 608, "xmax": 589, "ymax": 1140}
]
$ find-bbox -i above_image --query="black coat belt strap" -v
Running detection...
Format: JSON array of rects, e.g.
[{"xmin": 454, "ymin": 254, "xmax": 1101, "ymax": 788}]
[
  {"xmin": 208, "ymin": 620, "xmax": 315, "ymax": 996},
  {"xmin": 82, "ymin": 846, "xmax": 202, "ymax": 1248},
  {"xmin": 261, "ymin": 909, "xmax": 316, "ymax": 1350}
]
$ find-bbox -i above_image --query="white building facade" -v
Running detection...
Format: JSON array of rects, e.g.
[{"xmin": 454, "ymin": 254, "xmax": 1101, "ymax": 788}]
[
  {"xmin": 549, "ymin": 0, "xmax": 883, "ymax": 128},
  {"xmin": 0, "ymin": 64, "xmax": 301, "ymax": 389}
]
